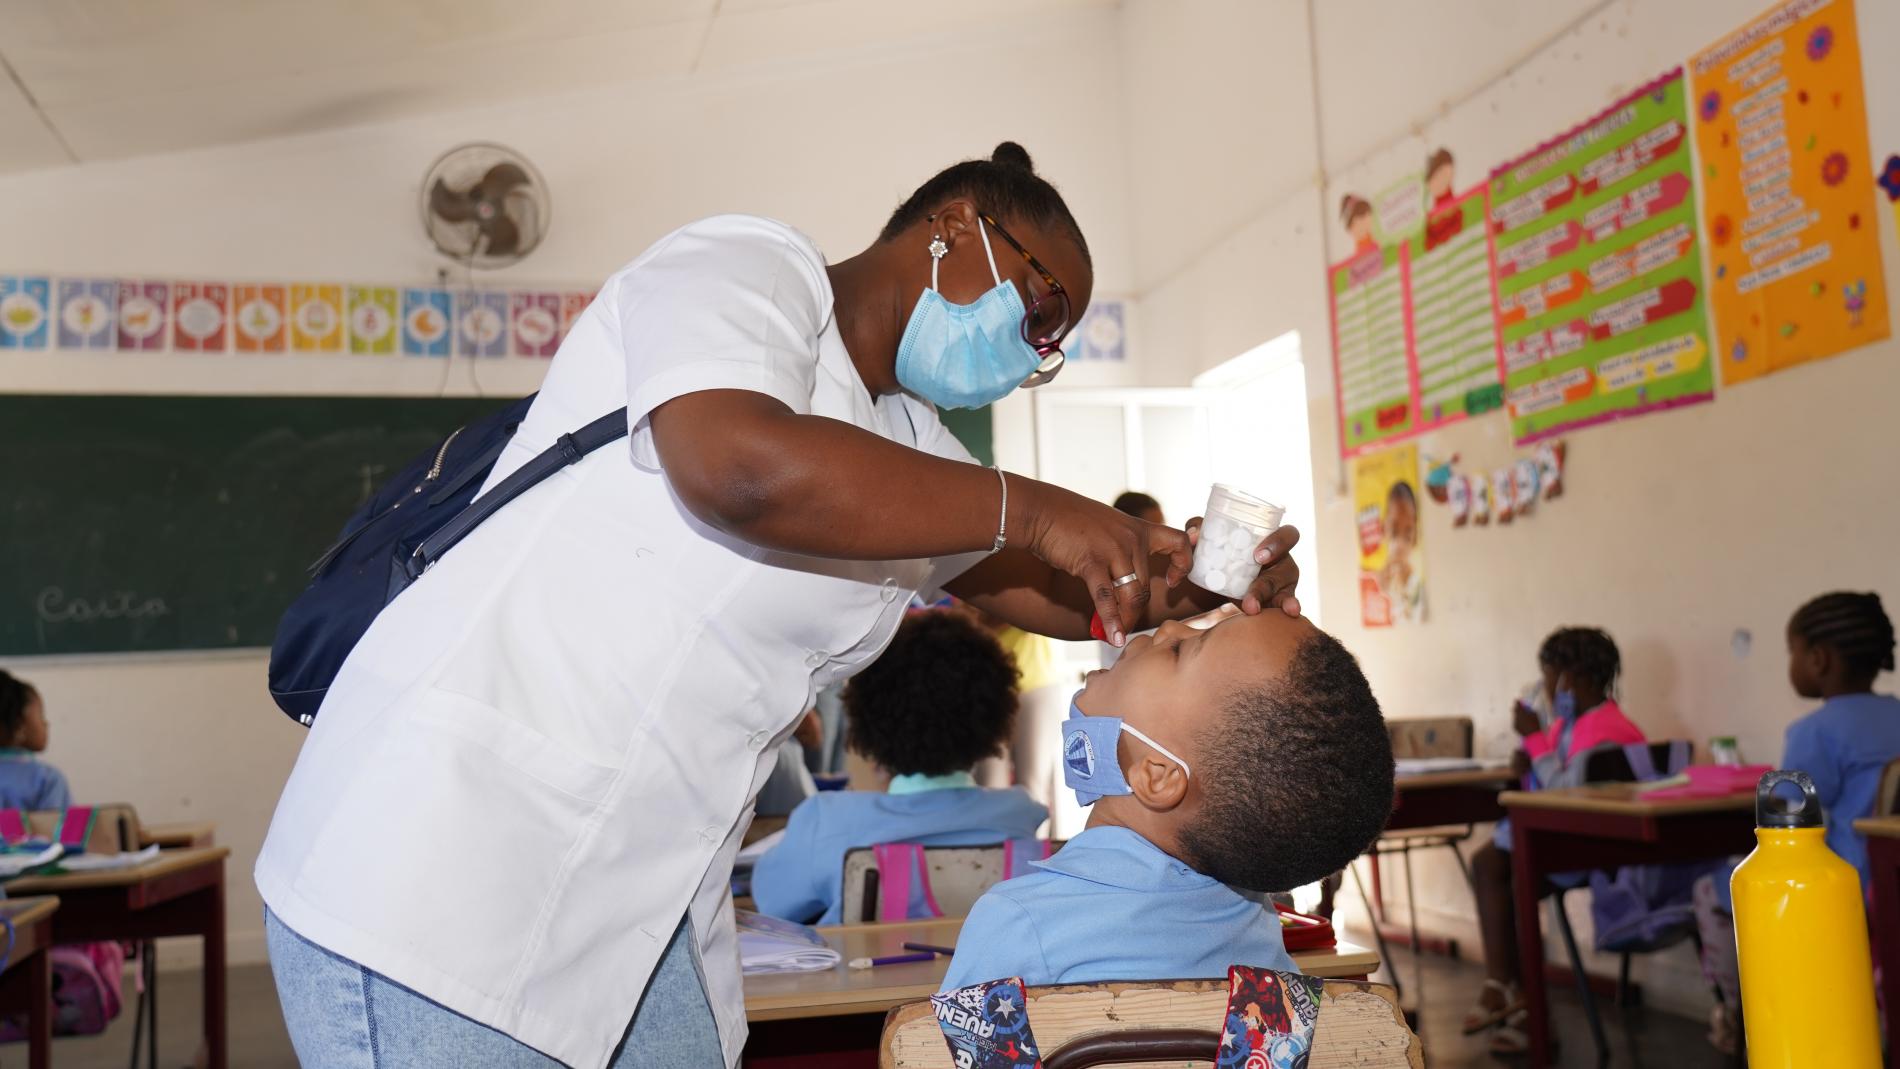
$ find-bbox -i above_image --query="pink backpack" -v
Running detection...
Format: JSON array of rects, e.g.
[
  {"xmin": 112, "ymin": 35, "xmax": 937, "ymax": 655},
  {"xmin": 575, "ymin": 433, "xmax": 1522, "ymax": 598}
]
[{"xmin": 0, "ymin": 942, "xmax": 126, "ymax": 1040}]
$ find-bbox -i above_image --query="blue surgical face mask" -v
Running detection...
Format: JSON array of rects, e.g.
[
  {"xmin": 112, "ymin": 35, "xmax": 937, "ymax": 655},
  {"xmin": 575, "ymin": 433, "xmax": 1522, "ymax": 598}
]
[
  {"xmin": 1553, "ymin": 686, "xmax": 1578, "ymax": 721},
  {"xmin": 1062, "ymin": 700, "xmax": 1192, "ymax": 806},
  {"xmin": 893, "ymin": 217, "xmax": 1041, "ymax": 410}
]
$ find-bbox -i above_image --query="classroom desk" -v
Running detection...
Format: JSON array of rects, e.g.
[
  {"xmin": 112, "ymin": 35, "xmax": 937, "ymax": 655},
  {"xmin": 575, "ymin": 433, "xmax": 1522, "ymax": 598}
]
[
  {"xmin": 1855, "ymin": 815, "xmax": 1900, "ymax": 1048},
  {"xmin": 743, "ymin": 916, "xmax": 1382, "ymax": 1024},
  {"xmin": 6, "ymin": 847, "xmax": 230, "ymax": 1069},
  {"xmin": 1503, "ymin": 786, "xmax": 1754, "ymax": 1069},
  {"xmin": 744, "ymin": 816, "xmax": 788, "ymax": 848},
  {"xmin": 0, "ymin": 897, "xmax": 60, "ymax": 1069},
  {"xmin": 1388, "ymin": 766, "xmax": 1514, "ymax": 830},
  {"xmin": 1355, "ymin": 766, "xmax": 1513, "ymax": 956}
]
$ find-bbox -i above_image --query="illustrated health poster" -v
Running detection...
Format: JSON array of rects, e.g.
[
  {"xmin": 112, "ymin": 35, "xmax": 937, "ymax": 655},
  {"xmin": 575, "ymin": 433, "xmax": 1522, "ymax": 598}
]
[
  {"xmin": 1490, "ymin": 70, "xmax": 1714, "ymax": 445},
  {"xmin": 1352, "ymin": 443, "xmax": 1424, "ymax": 628},
  {"xmin": 1690, "ymin": 0, "xmax": 1888, "ymax": 384}
]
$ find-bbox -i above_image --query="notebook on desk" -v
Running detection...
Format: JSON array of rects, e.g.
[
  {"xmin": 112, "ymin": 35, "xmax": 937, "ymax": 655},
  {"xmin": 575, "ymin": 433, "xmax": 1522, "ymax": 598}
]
[{"xmin": 735, "ymin": 909, "xmax": 840, "ymax": 975}]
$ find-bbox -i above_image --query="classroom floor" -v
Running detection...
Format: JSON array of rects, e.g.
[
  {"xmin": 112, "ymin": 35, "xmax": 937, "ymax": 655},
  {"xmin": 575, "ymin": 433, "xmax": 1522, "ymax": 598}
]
[{"xmin": 23, "ymin": 952, "xmax": 1730, "ymax": 1069}]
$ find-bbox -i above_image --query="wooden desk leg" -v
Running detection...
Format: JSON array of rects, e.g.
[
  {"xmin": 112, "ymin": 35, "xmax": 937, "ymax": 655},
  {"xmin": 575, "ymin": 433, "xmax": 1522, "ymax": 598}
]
[
  {"xmin": 27, "ymin": 945, "xmax": 50, "ymax": 1069},
  {"xmin": 1509, "ymin": 819, "xmax": 1552, "ymax": 1068},
  {"xmin": 203, "ymin": 880, "xmax": 228, "ymax": 1069},
  {"xmin": 1870, "ymin": 836, "xmax": 1900, "ymax": 1052}
]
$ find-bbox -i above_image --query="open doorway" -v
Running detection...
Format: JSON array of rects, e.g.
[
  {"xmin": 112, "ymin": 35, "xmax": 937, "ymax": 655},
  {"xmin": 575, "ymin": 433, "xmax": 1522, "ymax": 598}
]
[
  {"xmin": 1030, "ymin": 330, "xmax": 1320, "ymax": 628},
  {"xmin": 1192, "ymin": 330, "xmax": 1320, "ymax": 624}
]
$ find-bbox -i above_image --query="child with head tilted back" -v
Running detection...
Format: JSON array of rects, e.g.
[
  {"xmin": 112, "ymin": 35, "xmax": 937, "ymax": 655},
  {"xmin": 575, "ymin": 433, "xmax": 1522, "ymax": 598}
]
[
  {"xmin": 940, "ymin": 607, "xmax": 1394, "ymax": 989},
  {"xmin": 750, "ymin": 610, "xmax": 1047, "ymax": 925},
  {"xmin": 0, "ymin": 670, "xmax": 71, "ymax": 811}
]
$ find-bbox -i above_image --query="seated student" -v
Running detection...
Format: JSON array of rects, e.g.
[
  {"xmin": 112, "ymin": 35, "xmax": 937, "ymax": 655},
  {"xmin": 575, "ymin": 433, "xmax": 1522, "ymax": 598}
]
[
  {"xmin": 0, "ymin": 670, "xmax": 70, "ymax": 811},
  {"xmin": 1693, "ymin": 591, "xmax": 1900, "ymax": 1054},
  {"xmin": 751, "ymin": 611, "xmax": 1048, "ymax": 925},
  {"xmin": 1465, "ymin": 627, "xmax": 1643, "ymax": 1054},
  {"xmin": 940, "ymin": 608, "xmax": 1393, "ymax": 989}
]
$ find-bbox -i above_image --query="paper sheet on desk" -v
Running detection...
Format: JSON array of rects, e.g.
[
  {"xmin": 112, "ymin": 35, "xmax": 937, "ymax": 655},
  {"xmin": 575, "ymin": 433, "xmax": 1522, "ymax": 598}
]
[
  {"xmin": 1394, "ymin": 757, "xmax": 1500, "ymax": 774},
  {"xmin": 55, "ymin": 844, "xmax": 161, "ymax": 872},
  {"xmin": 735, "ymin": 909, "xmax": 840, "ymax": 975}
]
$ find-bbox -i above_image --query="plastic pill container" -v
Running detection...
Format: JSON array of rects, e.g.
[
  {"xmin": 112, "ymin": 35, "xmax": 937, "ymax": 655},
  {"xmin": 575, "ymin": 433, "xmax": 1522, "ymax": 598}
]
[{"xmin": 1188, "ymin": 484, "xmax": 1286, "ymax": 599}]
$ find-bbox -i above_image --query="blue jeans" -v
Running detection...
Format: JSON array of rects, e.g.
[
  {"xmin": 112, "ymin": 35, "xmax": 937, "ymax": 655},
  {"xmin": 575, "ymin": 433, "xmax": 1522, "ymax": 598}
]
[{"xmin": 266, "ymin": 908, "xmax": 722, "ymax": 1068}]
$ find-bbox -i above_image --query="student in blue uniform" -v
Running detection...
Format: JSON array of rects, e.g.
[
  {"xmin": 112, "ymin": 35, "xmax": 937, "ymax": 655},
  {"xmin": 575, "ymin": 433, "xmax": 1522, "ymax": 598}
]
[
  {"xmin": 751, "ymin": 610, "xmax": 1048, "ymax": 925},
  {"xmin": 0, "ymin": 670, "xmax": 71, "ymax": 811},
  {"xmin": 941, "ymin": 607, "xmax": 1393, "ymax": 989},
  {"xmin": 1694, "ymin": 591, "xmax": 1900, "ymax": 1054}
]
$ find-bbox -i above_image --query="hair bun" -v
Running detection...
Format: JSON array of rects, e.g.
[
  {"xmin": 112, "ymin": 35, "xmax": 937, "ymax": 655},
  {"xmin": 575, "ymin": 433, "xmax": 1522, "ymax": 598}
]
[{"xmin": 990, "ymin": 141, "xmax": 1035, "ymax": 172}]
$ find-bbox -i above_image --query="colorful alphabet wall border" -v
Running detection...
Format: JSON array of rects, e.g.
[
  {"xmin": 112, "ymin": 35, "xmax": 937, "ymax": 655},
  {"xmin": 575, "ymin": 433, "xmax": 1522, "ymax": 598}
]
[{"xmin": 0, "ymin": 276, "xmax": 596, "ymax": 360}]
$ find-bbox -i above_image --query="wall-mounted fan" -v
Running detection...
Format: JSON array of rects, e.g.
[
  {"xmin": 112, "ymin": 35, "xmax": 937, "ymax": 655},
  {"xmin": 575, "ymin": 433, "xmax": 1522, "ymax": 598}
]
[{"xmin": 421, "ymin": 143, "xmax": 550, "ymax": 268}]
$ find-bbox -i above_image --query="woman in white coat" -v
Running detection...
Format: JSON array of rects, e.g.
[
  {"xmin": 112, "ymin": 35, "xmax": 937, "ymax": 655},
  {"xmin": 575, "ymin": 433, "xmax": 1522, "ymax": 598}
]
[{"xmin": 255, "ymin": 142, "xmax": 1303, "ymax": 1068}]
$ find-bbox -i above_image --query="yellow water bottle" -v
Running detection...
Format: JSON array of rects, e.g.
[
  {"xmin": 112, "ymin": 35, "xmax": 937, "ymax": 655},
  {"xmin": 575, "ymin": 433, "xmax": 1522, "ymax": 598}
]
[{"xmin": 1732, "ymin": 770, "xmax": 1881, "ymax": 1067}]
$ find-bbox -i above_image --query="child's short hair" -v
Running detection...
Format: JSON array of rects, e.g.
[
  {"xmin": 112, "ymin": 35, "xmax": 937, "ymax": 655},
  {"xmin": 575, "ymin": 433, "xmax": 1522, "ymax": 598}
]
[
  {"xmin": 1112, "ymin": 491, "xmax": 1161, "ymax": 518},
  {"xmin": 1538, "ymin": 627, "xmax": 1620, "ymax": 692},
  {"xmin": 1790, "ymin": 592, "xmax": 1896, "ymax": 677},
  {"xmin": 0, "ymin": 671, "xmax": 36, "ymax": 744},
  {"xmin": 1175, "ymin": 632, "xmax": 1392, "ymax": 893},
  {"xmin": 844, "ymin": 612, "xmax": 1020, "ymax": 776}
]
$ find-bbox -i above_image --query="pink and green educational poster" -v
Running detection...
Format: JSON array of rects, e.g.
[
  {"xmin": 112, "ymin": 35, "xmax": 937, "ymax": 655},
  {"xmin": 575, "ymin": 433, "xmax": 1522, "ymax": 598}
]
[
  {"xmin": 1330, "ymin": 146, "xmax": 1506, "ymax": 458},
  {"xmin": 1328, "ymin": 239, "xmax": 1414, "ymax": 456},
  {"xmin": 1490, "ymin": 70, "xmax": 1714, "ymax": 445},
  {"xmin": 1690, "ymin": 0, "xmax": 1888, "ymax": 385}
]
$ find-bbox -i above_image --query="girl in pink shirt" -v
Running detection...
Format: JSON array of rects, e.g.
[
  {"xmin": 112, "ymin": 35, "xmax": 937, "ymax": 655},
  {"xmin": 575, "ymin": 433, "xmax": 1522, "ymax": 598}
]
[{"xmin": 1465, "ymin": 628, "xmax": 1644, "ymax": 1055}]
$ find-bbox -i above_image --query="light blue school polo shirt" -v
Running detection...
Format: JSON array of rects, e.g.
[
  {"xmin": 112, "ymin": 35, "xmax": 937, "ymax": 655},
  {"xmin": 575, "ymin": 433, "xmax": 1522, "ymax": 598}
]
[
  {"xmin": 0, "ymin": 750, "xmax": 70, "ymax": 812},
  {"xmin": 750, "ymin": 778, "xmax": 1048, "ymax": 925},
  {"xmin": 940, "ymin": 825, "xmax": 1297, "ymax": 991},
  {"xmin": 1782, "ymin": 692, "xmax": 1900, "ymax": 886}
]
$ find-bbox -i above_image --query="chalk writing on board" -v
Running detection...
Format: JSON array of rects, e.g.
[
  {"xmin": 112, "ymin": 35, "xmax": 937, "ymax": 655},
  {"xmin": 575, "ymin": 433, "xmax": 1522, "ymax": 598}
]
[{"xmin": 35, "ymin": 587, "xmax": 172, "ymax": 625}]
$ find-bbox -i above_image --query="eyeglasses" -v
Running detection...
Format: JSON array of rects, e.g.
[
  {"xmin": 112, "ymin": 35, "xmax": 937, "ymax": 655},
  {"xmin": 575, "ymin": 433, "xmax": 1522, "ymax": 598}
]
[{"xmin": 981, "ymin": 213, "xmax": 1071, "ymax": 387}]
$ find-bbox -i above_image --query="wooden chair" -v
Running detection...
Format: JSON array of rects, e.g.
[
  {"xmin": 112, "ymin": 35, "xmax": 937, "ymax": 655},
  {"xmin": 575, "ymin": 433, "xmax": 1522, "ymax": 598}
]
[
  {"xmin": 1877, "ymin": 755, "xmax": 1900, "ymax": 818},
  {"xmin": 841, "ymin": 843, "xmax": 1025, "ymax": 924},
  {"xmin": 1352, "ymin": 716, "xmax": 1478, "ymax": 994},
  {"xmin": 879, "ymin": 977, "xmax": 1421, "ymax": 1068}
]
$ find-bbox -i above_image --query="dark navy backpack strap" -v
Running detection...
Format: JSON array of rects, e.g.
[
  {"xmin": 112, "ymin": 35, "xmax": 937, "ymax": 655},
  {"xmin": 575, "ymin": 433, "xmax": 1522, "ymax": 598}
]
[{"xmin": 403, "ymin": 407, "xmax": 629, "ymax": 585}]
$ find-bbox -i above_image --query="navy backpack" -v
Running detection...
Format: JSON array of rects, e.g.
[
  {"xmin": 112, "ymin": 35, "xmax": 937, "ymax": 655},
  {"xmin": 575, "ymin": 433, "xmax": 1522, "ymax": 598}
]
[{"xmin": 267, "ymin": 395, "xmax": 627, "ymax": 725}]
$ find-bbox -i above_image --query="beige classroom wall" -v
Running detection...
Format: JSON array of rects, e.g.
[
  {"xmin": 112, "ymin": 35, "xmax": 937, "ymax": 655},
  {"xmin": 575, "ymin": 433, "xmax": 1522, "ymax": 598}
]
[
  {"xmin": 1124, "ymin": 0, "xmax": 1900, "ymax": 1017},
  {"xmin": 0, "ymin": 4, "xmax": 1140, "ymax": 966}
]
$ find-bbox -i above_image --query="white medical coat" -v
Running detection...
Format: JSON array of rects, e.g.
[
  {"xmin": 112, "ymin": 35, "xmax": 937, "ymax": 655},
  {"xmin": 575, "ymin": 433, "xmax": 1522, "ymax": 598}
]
[{"xmin": 256, "ymin": 215, "xmax": 983, "ymax": 1068}]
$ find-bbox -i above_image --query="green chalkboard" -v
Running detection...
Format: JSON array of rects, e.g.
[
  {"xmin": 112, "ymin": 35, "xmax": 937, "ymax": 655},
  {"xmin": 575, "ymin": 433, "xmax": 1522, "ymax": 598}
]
[
  {"xmin": 1, "ymin": 394, "xmax": 994, "ymax": 656},
  {"xmin": 1, "ymin": 395, "xmax": 502, "ymax": 656}
]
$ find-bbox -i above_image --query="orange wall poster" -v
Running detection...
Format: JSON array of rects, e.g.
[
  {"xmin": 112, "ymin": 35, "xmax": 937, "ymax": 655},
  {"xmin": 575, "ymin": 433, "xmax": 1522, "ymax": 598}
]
[{"xmin": 1690, "ymin": 0, "xmax": 1889, "ymax": 385}]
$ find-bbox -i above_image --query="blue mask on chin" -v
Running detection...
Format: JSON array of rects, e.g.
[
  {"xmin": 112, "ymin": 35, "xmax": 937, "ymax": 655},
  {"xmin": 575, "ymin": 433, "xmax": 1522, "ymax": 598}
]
[
  {"xmin": 1553, "ymin": 687, "xmax": 1578, "ymax": 721},
  {"xmin": 893, "ymin": 217, "xmax": 1042, "ymax": 410},
  {"xmin": 1061, "ymin": 700, "xmax": 1192, "ymax": 807}
]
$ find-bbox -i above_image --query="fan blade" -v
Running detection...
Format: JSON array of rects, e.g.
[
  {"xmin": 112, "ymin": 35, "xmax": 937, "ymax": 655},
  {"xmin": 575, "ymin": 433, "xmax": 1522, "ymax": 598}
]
[
  {"xmin": 476, "ymin": 162, "xmax": 532, "ymax": 201},
  {"xmin": 481, "ymin": 214, "xmax": 522, "ymax": 259},
  {"xmin": 429, "ymin": 177, "xmax": 480, "ymax": 224}
]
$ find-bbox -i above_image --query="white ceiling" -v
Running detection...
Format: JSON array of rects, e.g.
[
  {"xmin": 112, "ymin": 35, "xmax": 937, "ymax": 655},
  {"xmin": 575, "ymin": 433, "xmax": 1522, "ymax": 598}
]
[{"xmin": 0, "ymin": 0, "xmax": 1115, "ymax": 175}]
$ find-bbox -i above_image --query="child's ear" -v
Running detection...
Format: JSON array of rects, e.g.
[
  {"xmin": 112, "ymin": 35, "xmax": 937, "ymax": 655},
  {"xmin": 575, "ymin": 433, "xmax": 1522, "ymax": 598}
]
[{"xmin": 1127, "ymin": 752, "xmax": 1190, "ymax": 812}]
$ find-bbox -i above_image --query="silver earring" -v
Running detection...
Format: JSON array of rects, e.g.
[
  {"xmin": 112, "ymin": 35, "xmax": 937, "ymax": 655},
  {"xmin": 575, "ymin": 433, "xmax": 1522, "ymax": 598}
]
[{"xmin": 928, "ymin": 234, "xmax": 948, "ymax": 260}]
